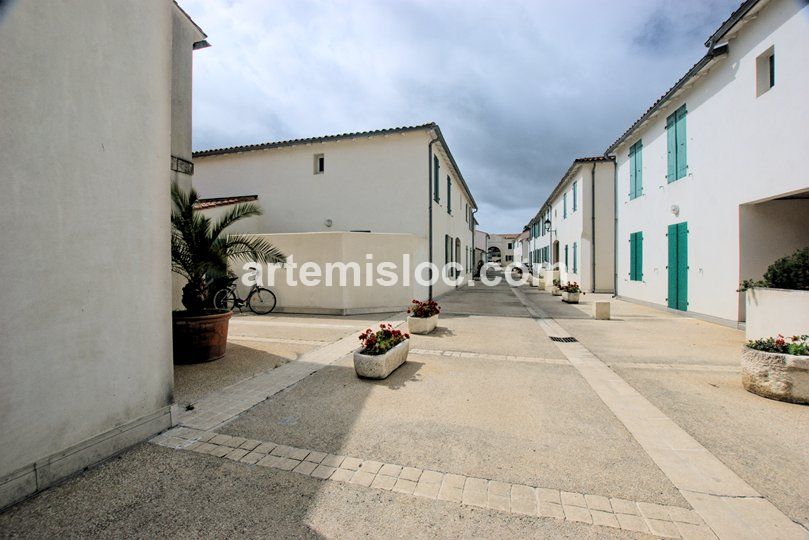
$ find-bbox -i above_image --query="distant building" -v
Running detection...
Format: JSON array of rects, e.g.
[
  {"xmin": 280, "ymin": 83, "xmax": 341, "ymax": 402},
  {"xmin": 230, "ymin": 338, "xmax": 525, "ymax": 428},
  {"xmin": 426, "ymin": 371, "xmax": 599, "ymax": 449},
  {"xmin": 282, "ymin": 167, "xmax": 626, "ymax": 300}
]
[
  {"xmin": 526, "ymin": 157, "xmax": 615, "ymax": 291},
  {"xmin": 487, "ymin": 233, "xmax": 520, "ymax": 264}
]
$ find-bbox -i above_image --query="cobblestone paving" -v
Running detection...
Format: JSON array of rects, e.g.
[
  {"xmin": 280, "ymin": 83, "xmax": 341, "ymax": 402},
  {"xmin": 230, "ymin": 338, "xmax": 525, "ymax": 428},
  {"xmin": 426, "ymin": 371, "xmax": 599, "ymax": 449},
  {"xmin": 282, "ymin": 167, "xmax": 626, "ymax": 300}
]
[{"xmin": 152, "ymin": 427, "xmax": 715, "ymax": 539}]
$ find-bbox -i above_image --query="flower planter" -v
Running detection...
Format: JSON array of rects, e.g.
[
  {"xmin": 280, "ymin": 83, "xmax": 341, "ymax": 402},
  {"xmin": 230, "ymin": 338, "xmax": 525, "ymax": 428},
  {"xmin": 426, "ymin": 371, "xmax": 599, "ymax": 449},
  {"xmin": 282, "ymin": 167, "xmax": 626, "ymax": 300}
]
[
  {"xmin": 551, "ymin": 287, "xmax": 562, "ymax": 296},
  {"xmin": 354, "ymin": 339, "xmax": 410, "ymax": 379},
  {"xmin": 562, "ymin": 291, "xmax": 580, "ymax": 304},
  {"xmin": 172, "ymin": 310, "xmax": 232, "ymax": 364},
  {"xmin": 408, "ymin": 314, "xmax": 438, "ymax": 335},
  {"xmin": 741, "ymin": 347, "xmax": 809, "ymax": 404}
]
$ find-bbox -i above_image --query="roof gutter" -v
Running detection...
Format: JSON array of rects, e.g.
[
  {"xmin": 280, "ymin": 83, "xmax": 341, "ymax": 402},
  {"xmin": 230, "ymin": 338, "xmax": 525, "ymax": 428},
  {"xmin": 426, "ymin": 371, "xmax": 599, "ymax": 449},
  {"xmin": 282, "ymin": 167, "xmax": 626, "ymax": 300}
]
[{"xmin": 605, "ymin": 43, "xmax": 728, "ymax": 154}]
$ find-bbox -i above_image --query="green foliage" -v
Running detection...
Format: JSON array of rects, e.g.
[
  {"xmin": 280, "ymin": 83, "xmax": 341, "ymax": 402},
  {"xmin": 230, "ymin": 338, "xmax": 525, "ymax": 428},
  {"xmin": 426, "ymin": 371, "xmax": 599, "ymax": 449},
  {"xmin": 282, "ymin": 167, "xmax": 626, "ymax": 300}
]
[
  {"xmin": 358, "ymin": 324, "xmax": 409, "ymax": 355},
  {"xmin": 171, "ymin": 183, "xmax": 285, "ymax": 312},
  {"xmin": 738, "ymin": 247, "xmax": 809, "ymax": 291},
  {"xmin": 747, "ymin": 334, "xmax": 809, "ymax": 356}
]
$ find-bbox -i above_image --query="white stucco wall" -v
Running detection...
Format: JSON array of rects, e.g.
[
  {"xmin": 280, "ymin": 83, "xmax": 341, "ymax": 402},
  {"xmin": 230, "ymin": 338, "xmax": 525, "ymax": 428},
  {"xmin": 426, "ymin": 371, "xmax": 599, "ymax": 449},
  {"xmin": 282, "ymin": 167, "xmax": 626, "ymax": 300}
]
[
  {"xmin": 228, "ymin": 232, "xmax": 422, "ymax": 314},
  {"xmin": 193, "ymin": 129, "xmax": 476, "ymax": 301},
  {"xmin": 0, "ymin": 0, "xmax": 174, "ymax": 506},
  {"xmin": 613, "ymin": 0, "xmax": 809, "ymax": 323},
  {"xmin": 746, "ymin": 288, "xmax": 809, "ymax": 340}
]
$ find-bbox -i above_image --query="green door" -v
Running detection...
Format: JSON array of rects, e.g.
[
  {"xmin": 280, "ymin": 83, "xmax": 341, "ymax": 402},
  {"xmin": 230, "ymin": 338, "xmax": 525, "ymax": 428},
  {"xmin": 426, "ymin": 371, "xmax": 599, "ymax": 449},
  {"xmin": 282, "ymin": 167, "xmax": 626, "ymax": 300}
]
[{"xmin": 667, "ymin": 222, "xmax": 688, "ymax": 310}]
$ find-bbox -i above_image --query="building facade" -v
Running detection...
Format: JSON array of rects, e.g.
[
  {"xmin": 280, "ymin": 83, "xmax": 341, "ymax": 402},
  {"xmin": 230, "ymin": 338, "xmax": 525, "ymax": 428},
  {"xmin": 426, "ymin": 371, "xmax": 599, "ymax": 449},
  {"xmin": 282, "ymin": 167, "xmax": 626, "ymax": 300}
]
[
  {"xmin": 487, "ymin": 233, "xmax": 519, "ymax": 264},
  {"xmin": 606, "ymin": 0, "xmax": 809, "ymax": 324},
  {"xmin": 0, "ymin": 0, "xmax": 205, "ymax": 509},
  {"xmin": 193, "ymin": 124, "xmax": 478, "ymax": 307}
]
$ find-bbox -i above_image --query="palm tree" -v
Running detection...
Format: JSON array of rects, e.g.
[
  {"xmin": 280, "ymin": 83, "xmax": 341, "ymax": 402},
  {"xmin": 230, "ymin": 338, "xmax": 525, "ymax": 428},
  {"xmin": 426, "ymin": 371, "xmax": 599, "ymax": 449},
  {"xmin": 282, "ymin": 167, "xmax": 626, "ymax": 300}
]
[{"xmin": 171, "ymin": 183, "xmax": 285, "ymax": 312}]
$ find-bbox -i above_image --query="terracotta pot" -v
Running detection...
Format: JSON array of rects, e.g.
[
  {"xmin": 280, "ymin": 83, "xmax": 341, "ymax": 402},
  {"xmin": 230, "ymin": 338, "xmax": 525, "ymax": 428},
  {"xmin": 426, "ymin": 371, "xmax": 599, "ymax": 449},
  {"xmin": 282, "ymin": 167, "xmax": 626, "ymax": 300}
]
[
  {"xmin": 354, "ymin": 340, "xmax": 410, "ymax": 379},
  {"xmin": 172, "ymin": 310, "xmax": 232, "ymax": 364}
]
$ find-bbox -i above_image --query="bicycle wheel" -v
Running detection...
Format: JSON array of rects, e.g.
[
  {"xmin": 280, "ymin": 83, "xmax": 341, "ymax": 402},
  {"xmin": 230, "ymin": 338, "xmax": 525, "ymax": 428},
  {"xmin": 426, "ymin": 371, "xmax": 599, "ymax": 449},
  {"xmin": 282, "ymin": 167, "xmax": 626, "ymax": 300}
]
[
  {"xmin": 212, "ymin": 288, "xmax": 237, "ymax": 311},
  {"xmin": 248, "ymin": 287, "xmax": 277, "ymax": 315}
]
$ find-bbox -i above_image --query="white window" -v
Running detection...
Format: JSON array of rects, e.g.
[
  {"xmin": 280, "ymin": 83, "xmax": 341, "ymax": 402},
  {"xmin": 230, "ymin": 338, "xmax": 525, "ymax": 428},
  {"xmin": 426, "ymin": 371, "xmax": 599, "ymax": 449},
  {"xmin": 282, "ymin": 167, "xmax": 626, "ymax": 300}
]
[
  {"xmin": 314, "ymin": 153, "xmax": 325, "ymax": 174},
  {"xmin": 756, "ymin": 46, "xmax": 775, "ymax": 97}
]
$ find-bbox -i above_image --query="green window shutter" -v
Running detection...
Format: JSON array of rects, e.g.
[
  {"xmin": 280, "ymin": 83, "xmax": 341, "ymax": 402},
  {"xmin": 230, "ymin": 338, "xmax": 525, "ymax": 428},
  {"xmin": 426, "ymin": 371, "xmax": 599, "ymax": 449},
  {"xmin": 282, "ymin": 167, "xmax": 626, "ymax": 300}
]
[
  {"xmin": 573, "ymin": 181, "xmax": 578, "ymax": 211},
  {"xmin": 667, "ymin": 225, "xmax": 678, "ymax": 308},
  {"xmin": 635, "ymin": 141, "xmax": 643, "ymax": 196},
  {"xmin": 447, "ymin": 176, "xmax": 452, "ymax": 214},
  {"xmin": 677, "ymin": 223, "xmax": 688, "ymax": 310},
  {"xmin": 563, "ymin": 194, "xmax": 567, "ymax": 218},
  {"xmin": 573, "ymin": 242, "xmax": 578, "ymax": 273},
  {"xmin": 675, "ymin": 106, "xmax": 687, "ymax": 180},
  {"xmin": 666, "ymin": 113, "xmax": 676, "ymax": 182},
  {"xmin": 629, "ymin": 233, "xmax": 636, "ymax": 280},
  {"xmin": 637, "ymin": 232, "xmax": 643, "ymax": 281},
  {"xmin": 629, "ymin": 146, "xmax": 636, "ymax": 198},
  {"xmin": 433, "ymin": 156, "xmax": 440, "ymax": 202}
]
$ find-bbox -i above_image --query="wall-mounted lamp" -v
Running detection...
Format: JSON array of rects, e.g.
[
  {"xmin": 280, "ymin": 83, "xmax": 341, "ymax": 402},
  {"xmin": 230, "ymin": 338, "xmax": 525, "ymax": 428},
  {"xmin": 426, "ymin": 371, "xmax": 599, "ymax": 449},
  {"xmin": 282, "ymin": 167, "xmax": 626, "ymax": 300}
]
[
  {"xmin": 324, "ymin": 218, "xmax": 333, "ymax": 228},
  {"xmin": 670, "ymin": 205, "xmax": 680, "ymax": 216},
  {"xmin": 543, "ymin": 218, "xmax": 551, "ymax": 232}
]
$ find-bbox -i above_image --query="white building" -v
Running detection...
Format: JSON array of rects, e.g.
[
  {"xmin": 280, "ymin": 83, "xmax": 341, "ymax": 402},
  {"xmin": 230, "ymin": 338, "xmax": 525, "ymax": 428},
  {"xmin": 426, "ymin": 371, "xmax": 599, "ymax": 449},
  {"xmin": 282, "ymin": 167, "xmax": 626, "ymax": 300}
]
[
  {"xmin": 474, "ymin": 229, "xmax": 490, "ymax": 267},
  {"xmin": 606, "ymin": 0, "xmax": 809, "ymax": 325},
  {"xmin": 0, "ymin": 1, "xmax": 206, "ymax": 509},
  {"xmin": 487, "ymin": 233, "xmax": 519, "ymax": 264},
  {"xmin": 526, "ymin": 158, "xmax": 615, "ymax": 291},
  {"xmin": 193, "ymin": 124, "xmax": 478, "ymax": 312},
  {"xmin": 512, "ymin": 229, "xmax": 530, "ymax": 266}
]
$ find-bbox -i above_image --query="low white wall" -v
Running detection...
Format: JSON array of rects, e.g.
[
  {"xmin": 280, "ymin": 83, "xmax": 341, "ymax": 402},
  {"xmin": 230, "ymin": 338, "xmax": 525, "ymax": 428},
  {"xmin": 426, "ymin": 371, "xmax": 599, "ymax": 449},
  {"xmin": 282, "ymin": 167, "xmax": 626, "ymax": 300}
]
[
  {"xmin": 231, "ymin": 232, "xmax": 422, "ymax": 314},
  {"xmin": 746, "ymin": 288, "xmax": 809, "ymax": 340}
]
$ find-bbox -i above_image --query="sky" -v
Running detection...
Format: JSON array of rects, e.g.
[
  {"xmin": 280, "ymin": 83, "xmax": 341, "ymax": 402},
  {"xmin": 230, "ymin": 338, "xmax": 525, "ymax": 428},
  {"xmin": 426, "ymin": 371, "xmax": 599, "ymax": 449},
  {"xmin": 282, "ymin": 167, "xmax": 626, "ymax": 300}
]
[{"xmin": 183, "ymin": 0, "xmax": 740, "ymax": 234}]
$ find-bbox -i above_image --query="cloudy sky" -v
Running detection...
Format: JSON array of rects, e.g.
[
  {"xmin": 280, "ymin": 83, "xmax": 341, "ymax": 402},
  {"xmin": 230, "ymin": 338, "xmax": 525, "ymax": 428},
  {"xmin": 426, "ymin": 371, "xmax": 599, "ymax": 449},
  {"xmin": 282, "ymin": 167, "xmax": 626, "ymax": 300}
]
[{"xmin": 183, "ymin": 0, "xmax": 739, "ymax": 234}]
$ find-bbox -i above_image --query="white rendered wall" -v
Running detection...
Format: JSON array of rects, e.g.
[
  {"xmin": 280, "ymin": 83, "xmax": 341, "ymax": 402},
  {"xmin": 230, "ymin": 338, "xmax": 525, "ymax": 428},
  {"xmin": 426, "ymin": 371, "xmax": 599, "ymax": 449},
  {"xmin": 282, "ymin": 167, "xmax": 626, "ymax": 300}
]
[
  {"xmin": 194, "ymin": 131, "xmax": 475, "ymax": 300},
  {"xmin": 0, "ymin": 0, "xmax": 173, "ymax": 501},
  {"xmin": 614, "ymin": 0, "xmax": 809, "ymax": 323},
  {"xmin": 746, "ymin": 288, "xmax": 809, "ymax": 340}
]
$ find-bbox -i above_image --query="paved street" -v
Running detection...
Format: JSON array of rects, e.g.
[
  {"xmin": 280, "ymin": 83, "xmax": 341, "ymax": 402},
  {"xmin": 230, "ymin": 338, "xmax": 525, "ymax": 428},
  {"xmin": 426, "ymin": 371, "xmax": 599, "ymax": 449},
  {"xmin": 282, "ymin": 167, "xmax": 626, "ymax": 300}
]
[{"xmin": 1, "ymin": 278, "xmax": 807, "ymax": 539}]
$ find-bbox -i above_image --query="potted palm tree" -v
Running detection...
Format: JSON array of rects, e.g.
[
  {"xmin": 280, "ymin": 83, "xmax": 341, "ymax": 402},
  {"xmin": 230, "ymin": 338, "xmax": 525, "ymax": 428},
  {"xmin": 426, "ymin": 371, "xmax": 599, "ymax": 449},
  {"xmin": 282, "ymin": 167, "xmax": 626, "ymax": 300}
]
[{"xmin": 171, "ymin": 183, "xmax": 284, "ymax": 363}]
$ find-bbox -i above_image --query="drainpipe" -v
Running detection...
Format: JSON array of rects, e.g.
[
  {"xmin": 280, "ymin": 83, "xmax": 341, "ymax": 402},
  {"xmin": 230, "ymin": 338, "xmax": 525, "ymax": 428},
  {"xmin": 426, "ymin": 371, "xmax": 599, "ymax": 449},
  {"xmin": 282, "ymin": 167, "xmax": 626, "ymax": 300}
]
[
  {"xmin": 471, "ymin": 207, "xmax": 479, "ymax": 272},
  {"xmin": 428, "ymin": 133, "xmax": 439, "ymax": 300},
  {"xmin": 591, "ymin": 162, "xmax": 597, "ymax": 293},
  {"xmin": 610, "ymin": 153, "xmax": 618, "ymax": 297}
]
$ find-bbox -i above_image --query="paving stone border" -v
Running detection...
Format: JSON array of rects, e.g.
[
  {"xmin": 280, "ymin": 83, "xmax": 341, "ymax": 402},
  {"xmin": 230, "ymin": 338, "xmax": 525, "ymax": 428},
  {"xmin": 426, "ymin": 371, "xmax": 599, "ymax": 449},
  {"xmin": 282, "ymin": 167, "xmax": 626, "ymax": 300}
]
[
  {"xmin": 151, "ymin": 427, "xmax": 715, "ymax": 539},
  {"xmin": 229, "ymin": 335, "xmax": 328, "ymax": 346},
  {"xmin": 410, "ymin": 348, "xmax": 568, "ymax": 365}
]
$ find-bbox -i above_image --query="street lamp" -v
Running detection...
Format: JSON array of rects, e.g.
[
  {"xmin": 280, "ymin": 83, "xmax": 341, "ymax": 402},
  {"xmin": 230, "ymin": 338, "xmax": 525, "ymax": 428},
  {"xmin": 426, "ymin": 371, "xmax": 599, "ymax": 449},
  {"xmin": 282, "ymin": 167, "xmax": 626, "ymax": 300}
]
[{"xmin": 543, "ymin": 218, "xmax": 551, "ymax": 232}]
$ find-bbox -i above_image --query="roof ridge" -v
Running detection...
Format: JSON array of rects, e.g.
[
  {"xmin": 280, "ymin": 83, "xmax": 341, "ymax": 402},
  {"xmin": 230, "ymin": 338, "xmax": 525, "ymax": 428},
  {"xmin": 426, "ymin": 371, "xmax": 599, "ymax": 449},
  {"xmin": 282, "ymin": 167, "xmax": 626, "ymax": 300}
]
[{"xmin": 193, "ymin": 123, "xmax": 436, "ymax": 158}]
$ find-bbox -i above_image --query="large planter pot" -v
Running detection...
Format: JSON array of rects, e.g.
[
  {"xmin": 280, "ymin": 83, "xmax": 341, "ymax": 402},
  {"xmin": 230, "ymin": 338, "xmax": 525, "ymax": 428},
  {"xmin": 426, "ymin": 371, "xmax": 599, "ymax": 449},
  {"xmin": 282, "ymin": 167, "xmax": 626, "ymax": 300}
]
[
  {"xmin": 354, "ymin": 340, "xmax": 410, "ymax": 379},
  {"xmin": 172, "ymin": 310, "xmax": 232, "ymax": 364},
  {"xmin": 551, "ymin": 287, "xmax": 562, "ymax": 296},
  {"xmin": 408, "ymin": 314, "xmax": 438, "ymax": 335},
  {"xmin": 741, "ymin": 347, "xmax": 809, "ymax": 404},
  {"xmin": 562, "ymin": 291, "xmax": 580, "ymax": 304}
]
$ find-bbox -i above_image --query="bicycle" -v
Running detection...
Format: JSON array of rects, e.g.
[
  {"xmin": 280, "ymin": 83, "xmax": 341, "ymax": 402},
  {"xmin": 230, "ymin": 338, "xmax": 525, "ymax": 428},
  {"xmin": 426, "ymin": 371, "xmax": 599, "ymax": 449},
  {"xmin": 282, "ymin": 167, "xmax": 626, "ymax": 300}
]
[{"xmin": 212, "ymin": 276, "xmax": 277, "ymax": 315}]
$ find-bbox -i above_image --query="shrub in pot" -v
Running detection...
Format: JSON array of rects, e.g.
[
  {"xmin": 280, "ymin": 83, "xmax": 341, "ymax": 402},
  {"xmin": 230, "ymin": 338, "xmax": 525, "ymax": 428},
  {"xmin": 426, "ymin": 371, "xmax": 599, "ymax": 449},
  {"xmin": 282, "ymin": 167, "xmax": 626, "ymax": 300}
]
[
  {"xmin": 560, "ymin": 282, "xmax": 584, "ymax": 304},
  {"xmin": 738, "ymin": 247, "xmax": 809, "ymax": 291},
  {"xmin": 407, "ymin": 299, "xmax": 441, "ymax": 334},
  {"xmin": 741, "ymin": 334, "xmax": 809, "ymax": 404},
  {"xmin": 171, "ymin": 183, "xmax": 284, "ymax": 363},
  {"xmin": 551, "ymin": 278, "xmax": 562, "ymax": 296},
  {"xmin": 353, "ymin": 324, "xmax": 410, "ymax": 379}
]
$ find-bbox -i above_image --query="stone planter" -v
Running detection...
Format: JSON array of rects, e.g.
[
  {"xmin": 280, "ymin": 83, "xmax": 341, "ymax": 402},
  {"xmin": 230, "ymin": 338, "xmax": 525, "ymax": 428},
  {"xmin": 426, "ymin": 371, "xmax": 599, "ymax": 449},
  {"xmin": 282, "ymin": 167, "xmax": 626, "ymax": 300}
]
[
  {"xmin": 354, "ymin": 340, "xmax": 410, "ymax": 379},
  {"xmin": 408, "ymin": 314, "xmax": 438, "ymax": 335},
  {"xmin": 551, "ymin": 287, "xmax": 562, "ymax": 296},
  {"xmin": 172, "ymin": 310, "xmax": 232, "ymax": 364},
  {"xmin": 562, "ymin": 291, "xmax": 580, "ymax": 304},
  {"xmin": 741, "ymin": 347, "xmax": 809, "ymax": 404}
]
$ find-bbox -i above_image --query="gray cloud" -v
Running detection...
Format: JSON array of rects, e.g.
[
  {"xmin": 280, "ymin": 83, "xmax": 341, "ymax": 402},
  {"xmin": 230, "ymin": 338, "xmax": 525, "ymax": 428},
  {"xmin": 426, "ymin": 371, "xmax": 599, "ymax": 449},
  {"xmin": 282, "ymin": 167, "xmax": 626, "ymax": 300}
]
[{"xmin": 184, "ymin": 0, "xmax": 739, "ymax": 234}]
